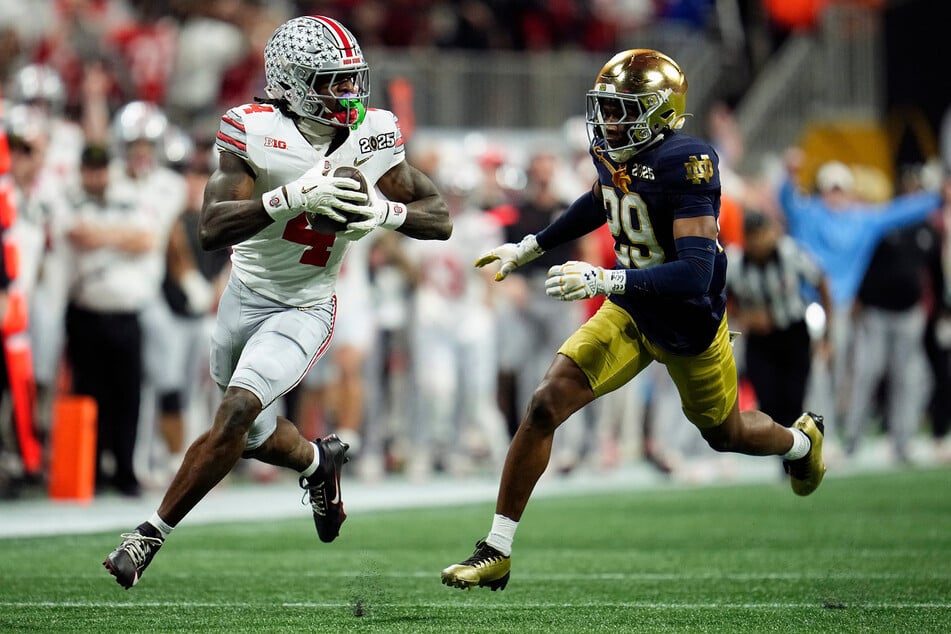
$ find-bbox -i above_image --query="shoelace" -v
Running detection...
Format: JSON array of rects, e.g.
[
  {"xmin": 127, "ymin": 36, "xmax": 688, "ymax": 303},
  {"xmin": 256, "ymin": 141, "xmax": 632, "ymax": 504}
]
[
  {"xmin": 462, "ymin": 542, "xmax": 505, "ymax": 567},
  {"xmin": 300, "ymin": 482, "xmax": 328, "ymax": 516},
  {"xmin": 118, "ymin": 533, "xmax": 162, "ymax": 567}
]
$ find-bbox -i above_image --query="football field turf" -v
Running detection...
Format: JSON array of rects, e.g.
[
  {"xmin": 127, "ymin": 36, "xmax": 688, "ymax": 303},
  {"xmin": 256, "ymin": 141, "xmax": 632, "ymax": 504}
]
[{"xmin": 1, "ymin": 467, "xmax": 949, "ymax": 632}]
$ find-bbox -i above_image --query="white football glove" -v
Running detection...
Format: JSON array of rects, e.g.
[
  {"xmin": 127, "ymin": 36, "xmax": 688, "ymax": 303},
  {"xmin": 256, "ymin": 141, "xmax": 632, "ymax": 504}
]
[
  {"xmin": 261, "ymin": 166, "xmax": 368, "ymax": 223},
  {"xmin": 474, "ymin": 234, "xmax": 544, "ymax": 281},
  {"xmin": 545, "ymin": 261, "xmax": 626, "ymax": 301},
  {"xmin": 336, "ymin": 186, "xmax": 407, "ymax": 241}
]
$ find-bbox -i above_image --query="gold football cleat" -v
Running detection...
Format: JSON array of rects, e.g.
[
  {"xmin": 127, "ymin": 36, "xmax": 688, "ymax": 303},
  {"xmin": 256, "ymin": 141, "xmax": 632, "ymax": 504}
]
[
  {"xmin": 441, "ymin": 540, "xmax": 511, "ymax": 591},
  {"xmin": 784, "ymin": 412, "xmax": 827, "ymax": 496}
]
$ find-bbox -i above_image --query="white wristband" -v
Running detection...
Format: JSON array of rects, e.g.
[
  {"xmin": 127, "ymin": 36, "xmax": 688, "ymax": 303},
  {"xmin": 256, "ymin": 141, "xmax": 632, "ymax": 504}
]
[
  {"xmin": 261, "ymin": 187, "xmax": 299, "ymax": 222},
  {"xmin": 380, "ymin": 201, "xmax": 407, "ymax": 230}
]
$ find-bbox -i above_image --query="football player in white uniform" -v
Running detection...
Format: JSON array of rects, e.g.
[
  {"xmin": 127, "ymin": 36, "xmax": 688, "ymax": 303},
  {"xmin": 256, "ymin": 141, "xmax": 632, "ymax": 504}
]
[
  {"xmin": 104, "ymin": 15, "xmax": 451, "ymax": 589},
  {"xmin": 108, "ymin": 102, "xmax": 190, "ymax": 496}
]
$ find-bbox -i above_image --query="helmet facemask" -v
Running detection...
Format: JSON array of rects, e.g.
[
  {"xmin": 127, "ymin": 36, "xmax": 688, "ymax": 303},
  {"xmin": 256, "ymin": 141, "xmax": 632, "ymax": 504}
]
[
  {"xmin": 264, "ymin": 16, "xmax": 371, "ymax": 130},
  {"xmin": 584, "ymin": 49, "xmax": 688, "ymax": 163},
  {"xmin": 275, "ymin": 62, "xmax": 369, "ymax": 129}
]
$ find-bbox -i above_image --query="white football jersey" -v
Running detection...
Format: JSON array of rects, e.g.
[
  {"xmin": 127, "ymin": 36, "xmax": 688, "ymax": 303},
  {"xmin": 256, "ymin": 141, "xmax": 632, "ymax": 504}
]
[
  {"xmin": 215, "ymin": 103, "xmax": 405, "ymax": 306},
  {"xmin": 68, "ymin": 163, "xmax": 185, "ymax": 310}
]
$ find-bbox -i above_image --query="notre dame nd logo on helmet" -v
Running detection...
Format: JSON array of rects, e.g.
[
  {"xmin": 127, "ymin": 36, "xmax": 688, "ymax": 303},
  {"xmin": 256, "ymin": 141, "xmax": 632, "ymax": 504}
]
[{"xmin": 684, "ymin": 154, "xmax": 714, "ymax": 184}]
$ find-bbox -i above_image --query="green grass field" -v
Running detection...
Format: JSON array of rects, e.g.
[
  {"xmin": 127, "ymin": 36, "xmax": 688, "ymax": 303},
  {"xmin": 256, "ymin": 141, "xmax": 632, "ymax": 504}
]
[{"xmin": 1, "ymin": 467, "xmax": 949, "ymax": 632}]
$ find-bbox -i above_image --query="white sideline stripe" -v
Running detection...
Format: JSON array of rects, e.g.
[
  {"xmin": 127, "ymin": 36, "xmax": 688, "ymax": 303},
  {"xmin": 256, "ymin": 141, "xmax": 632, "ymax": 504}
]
[
  {"xmin": 2, "ymin": 601, "xmax": 949, "ymax": 610},
  {"xmin": 1, "ymin": 437, "xmax": 941, "ymax": 538}
]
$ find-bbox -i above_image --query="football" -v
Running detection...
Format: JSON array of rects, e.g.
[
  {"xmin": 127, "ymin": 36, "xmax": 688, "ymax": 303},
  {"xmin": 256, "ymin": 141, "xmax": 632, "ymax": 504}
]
[{"xmin": 307, "ymin": 166, "xmax": 370, "ymax": 234}]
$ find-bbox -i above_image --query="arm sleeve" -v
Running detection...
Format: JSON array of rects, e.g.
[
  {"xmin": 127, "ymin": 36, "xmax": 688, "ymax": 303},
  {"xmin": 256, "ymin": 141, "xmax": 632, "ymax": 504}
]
[
  {"xmin": 535, "ymin": 189, "xmax": 605, "ymax": 250},
  {"xmin": 622, "ymin": 236, "xmax": 717, "ymax": 297}
]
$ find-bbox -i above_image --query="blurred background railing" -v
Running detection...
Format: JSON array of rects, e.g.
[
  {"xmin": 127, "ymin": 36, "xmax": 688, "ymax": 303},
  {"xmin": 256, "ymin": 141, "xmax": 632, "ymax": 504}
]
[
  {"xmin": 736, "ymin": 6, "xmax": 883, "ymax": 174},
  {"xmin": 367, "ymin": 24, "xmax": 726, "ymax": 131},
  {"xmin": 361, "ymin": 3, "xmax": 887, "ymax": 179}
]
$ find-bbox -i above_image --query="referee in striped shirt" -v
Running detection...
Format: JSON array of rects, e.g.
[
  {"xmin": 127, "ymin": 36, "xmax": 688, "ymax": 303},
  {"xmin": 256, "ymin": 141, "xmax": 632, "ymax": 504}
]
[{"xmin": 726, "ymin": 211, "xmax": 833, "ymax": 426}]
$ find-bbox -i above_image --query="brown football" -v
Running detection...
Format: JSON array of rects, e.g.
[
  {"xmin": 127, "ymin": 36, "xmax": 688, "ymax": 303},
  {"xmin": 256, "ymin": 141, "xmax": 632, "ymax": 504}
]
[{"xmin": 307, "ymin": 166, "xmax": 370, "ymax": 234}]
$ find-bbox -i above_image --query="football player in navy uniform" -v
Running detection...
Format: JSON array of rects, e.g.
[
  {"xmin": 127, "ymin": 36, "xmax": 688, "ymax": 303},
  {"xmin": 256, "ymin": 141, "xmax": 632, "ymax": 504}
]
[{"xmin": 441, "ymin": 49, "xmax": 826, "ymax": 592}]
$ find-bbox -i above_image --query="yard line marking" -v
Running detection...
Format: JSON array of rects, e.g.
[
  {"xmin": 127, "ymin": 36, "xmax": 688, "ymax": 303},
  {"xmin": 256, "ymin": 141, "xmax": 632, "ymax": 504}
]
[
  {"xmin": 2, "ymin": 601, "xmax": 950, "ymax": 610},
  {"xmin": 284, "ymin": 602, "xmax": 951, "ymax": 610},
  {"xmin": 155, "ymin": 570, "xmax": 951, "ymax": 581},
  {"xmin": 62, "ymin": 570, "xmax": 951, "ymax": 581}
]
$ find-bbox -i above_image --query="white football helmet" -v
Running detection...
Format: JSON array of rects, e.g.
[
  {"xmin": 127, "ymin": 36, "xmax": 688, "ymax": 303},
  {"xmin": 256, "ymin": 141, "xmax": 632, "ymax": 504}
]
[
  {"xmin": 112, "ymin": 101, "xmax": 169, "ymax": 145},
  {"xmin": 7, "ymin": 64, "xmax": 66, "ymax": 115},
  {"xmin": 263, "ymin": 15, "xmax": 370, "ymax": 129},
  {"xmin": 3, "ymin": 102, "xmax": 49, "ymax": 147},
  {"xmin": 110, "ymin": 101, "xmax": 169, "ymax": 175}
]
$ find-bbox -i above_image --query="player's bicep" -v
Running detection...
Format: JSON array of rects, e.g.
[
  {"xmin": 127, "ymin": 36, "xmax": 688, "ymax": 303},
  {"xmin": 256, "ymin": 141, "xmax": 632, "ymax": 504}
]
[
  {"xmin": 376, "ymin": 160, "xmax": 438, "ymax": 204},
  {"xmin": 204, "ymin": 151, "xmax": 256, "ymax": 206},
  {"xmin": 672, "ymin": 214, "xmax": 718, "ymax": 242},
  {"xmin": 199, "ymin": 151, "xmax": 271, "ymax": 250}
]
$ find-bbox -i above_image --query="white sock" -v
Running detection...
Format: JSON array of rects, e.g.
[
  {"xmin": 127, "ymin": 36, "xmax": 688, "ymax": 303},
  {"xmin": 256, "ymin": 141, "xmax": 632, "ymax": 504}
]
[
  {"xmin": 148, "ymin": 513, "xmax": 175, "ymax": 540},
  {"xmin": 485, "ymin": 514, "xmax": 518, "ymax": 557},
  {"xmin": 783, "ymin": 427, "xmax": 811, "ymax": 461},
  {"xmin": 300, "ymin": 442, "xmax": 321, "ymax": 479}
]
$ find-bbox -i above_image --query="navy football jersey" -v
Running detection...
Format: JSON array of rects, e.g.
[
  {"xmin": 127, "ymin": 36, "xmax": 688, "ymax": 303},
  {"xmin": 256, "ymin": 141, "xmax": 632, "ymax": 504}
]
[{"xmin": 590, "ymin": 132, "xmax": 728, "ymax": 355}]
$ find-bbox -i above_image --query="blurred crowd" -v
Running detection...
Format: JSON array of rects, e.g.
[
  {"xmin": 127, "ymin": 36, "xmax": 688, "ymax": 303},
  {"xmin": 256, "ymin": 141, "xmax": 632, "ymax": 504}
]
[
  {"xmin": 0, "ymin": 1, "xmax": 726, "ymax": 139},
  {"xmin": 0, "ymin": 0, "xmax": 949, "ymax": 500}
]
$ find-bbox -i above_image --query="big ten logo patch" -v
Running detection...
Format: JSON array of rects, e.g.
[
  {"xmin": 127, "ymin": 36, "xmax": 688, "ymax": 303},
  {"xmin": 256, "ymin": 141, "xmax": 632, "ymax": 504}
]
[{"xmin": 264, "ymin": 137, "xmax": 287, "ymax": 149}]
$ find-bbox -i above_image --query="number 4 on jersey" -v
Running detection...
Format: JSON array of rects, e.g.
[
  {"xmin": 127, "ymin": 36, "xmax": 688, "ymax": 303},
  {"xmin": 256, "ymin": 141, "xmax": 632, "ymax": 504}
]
[{"xmin": 282, "ymin": 214, "xmax": 336, "ymax": 267}]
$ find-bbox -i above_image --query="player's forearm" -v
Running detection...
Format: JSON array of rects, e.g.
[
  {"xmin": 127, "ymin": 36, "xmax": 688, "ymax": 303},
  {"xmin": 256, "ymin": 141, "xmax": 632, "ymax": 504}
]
[
  {"xmin": 198, "ymin": 199, "xmax": 272, "ymax": 251},
  {"xmin": 396, "ymin": 194, "xmax": 452, "ymax": 240},
  {"xmin": 621, "ymin": 236, "xmax": 716, "ymax": 297},
  {"xmin": 114, "ymin": 228, "xmax": 156, "ymax": 253}
]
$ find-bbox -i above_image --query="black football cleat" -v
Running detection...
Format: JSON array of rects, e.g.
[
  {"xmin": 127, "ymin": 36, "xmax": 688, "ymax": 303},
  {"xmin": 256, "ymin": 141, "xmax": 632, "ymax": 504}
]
[
  {"xmin": 103, "ymin": 522, "xmax": 164, "ymax": 589},
  {"xmin": 441, "ymin": 540, "xmax": 511, "ymax": 591},
  {"xmin": 300, "ymin": 434, "xmax": 349, "ymax": 543}
]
